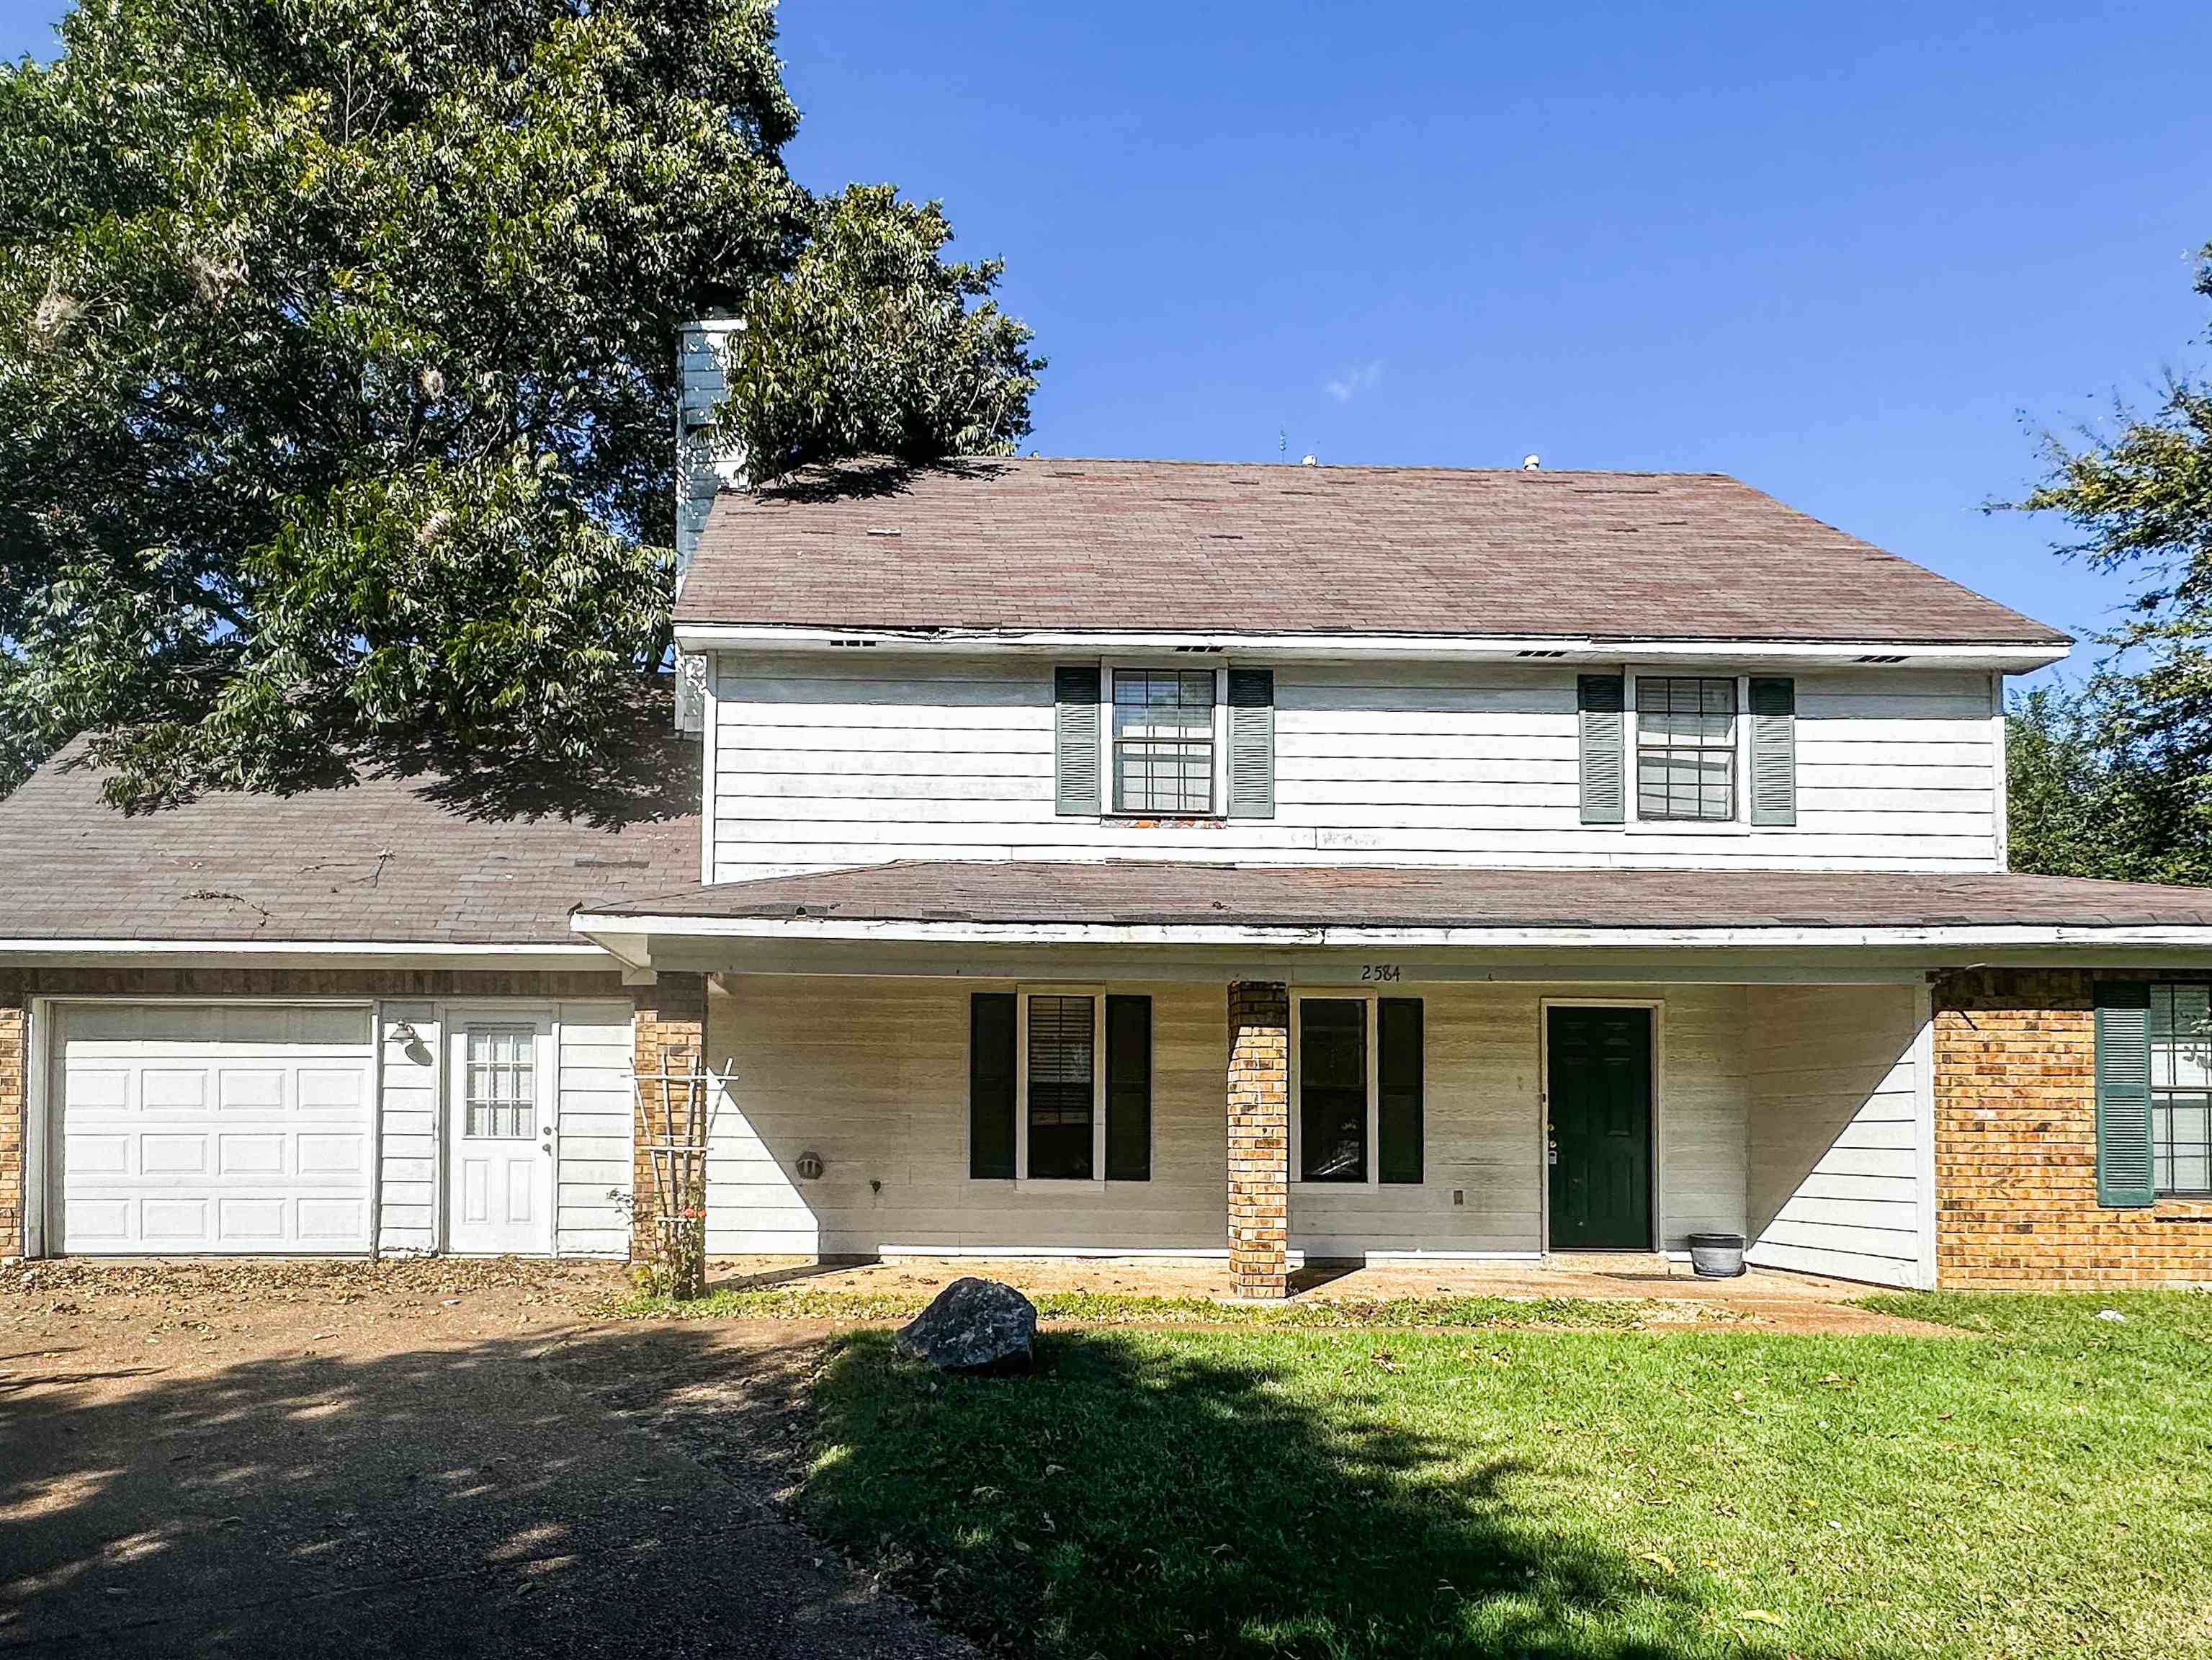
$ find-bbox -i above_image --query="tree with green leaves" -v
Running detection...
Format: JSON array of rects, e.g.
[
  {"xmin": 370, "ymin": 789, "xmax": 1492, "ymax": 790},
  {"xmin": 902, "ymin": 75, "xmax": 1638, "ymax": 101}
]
[
  {"xmin": 2005, "ymin": 683, "xmax": 2212, "ymax": 884},
  {"xmin": 2011, "ymin": 250, "xmax": 2212, "ymax": 883},
  {"xmin": 0, "ymin": 0, "xmax": 1039, "ymax": 807}
]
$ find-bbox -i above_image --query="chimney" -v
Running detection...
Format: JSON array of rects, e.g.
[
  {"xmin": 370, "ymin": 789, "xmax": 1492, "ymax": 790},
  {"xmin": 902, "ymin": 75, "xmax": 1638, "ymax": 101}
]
[{"xmin": 673, "ymin": 317, "xmax": 748, "ymax": 733}]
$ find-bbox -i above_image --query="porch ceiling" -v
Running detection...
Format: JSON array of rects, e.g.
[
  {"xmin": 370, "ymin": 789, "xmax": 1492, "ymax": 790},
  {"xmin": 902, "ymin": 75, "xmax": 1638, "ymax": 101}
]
[{"xmin": 570, "ymin": 860, "xmax": 2212, "ymax": 963}]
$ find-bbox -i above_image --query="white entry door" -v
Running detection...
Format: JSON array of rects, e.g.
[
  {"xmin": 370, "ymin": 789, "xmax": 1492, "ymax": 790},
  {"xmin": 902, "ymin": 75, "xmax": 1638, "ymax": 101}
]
[{"xmin": 445, "ymin": 1015, "xmax": 556, "ymax": 1255}]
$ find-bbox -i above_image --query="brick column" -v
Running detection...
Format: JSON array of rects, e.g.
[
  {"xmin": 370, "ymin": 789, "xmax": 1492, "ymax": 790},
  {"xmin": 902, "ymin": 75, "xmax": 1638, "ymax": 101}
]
[
  {"xmin": 1227, "ymin": 981, "xmax": 1289, "ymax": 1299},
  {"xmin": 630, "ymin": 973, "xmax": 709, "ymax": 1263},
  {"xmin": 0, "ymin": 999, "xmax": 22, "ymax": 1259}
]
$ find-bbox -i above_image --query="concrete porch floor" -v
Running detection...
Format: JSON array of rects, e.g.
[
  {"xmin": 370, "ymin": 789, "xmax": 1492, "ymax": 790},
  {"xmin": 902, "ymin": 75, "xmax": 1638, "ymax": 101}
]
[{"xmin": 702, "ymin": 1254, "xmax": 1909, "ymax": 1326}]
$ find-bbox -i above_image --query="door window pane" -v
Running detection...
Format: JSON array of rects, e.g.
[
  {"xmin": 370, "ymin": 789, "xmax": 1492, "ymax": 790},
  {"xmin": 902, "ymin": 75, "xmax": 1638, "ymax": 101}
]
[
  {"xmin": 1299, "ymin": 999, "xmax": 1367, "ymax": 1182},
  {"xmin": 1114, "ymin": 670, "xmax": 1216, "ymax": 813},
  {"xmin": 1027, "ymin": 995, "xmax": 1095, "ymax": 1179},
  {"xmin": 465, "ymin": 1027, "xmax": 535, "ymax": 1140},
  {"xmin": 1635, "ymin": 676, "xmax": 1737, "ymax": 821}
]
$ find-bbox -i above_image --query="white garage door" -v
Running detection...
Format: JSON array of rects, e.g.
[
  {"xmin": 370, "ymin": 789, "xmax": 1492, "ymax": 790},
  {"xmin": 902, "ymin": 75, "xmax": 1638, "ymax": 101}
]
[{"xmin": 53, "ymin": 1002, "xmax": 375, "ymax": 1255}]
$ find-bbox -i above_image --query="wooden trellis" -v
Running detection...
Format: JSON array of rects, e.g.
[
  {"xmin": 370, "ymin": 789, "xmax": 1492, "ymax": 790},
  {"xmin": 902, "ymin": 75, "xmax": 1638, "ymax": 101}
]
[{"xmin": 635, "ymin": 1042, "xmax": 718, "ymax": 1300}]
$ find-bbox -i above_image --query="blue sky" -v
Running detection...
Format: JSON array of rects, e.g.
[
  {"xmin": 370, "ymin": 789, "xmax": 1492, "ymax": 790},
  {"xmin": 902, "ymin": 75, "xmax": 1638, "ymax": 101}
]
[{"xmin": 6, "ymin": 1, "xmax": 2210, "ymax": 682}]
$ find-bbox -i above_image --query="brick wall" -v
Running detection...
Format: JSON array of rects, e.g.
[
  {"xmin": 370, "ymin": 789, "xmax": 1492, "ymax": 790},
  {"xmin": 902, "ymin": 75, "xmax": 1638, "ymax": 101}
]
[
  {"xmin": 0, "ymin": 965, "xmax": 642, "ymax": 1261},
  {"xmin": 1935, "ymin": 968, "xmax": 2212, "ymax": 1287},
  {"xmin": 1226, "ymin": 981, "xmax": 1289, "ymax": 1299},
  {"xmin": 0, "ymin": 999, "xmax": 22, "ymax": 1258},
  {"xmin": 628, "ymin": 973, "xmax": 709, "ymax": 1262}
]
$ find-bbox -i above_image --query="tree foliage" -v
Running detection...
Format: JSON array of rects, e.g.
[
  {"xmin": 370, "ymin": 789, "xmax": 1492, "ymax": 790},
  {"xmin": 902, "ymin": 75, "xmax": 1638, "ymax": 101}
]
[
  {"xmin": 2005, "ymin": 683, "xmax": 2212, "ymax": 885},
  {"xmin": 2009, "ymin": 248, "xmax": 2212, "ymax": 883},
  {"xmin": 722, "ymin": 184, "xmax": 1042, "ymax": 484},
  {"xmin": 0, "ymin": 0, "xmax": 1039, "ymax": 806}
]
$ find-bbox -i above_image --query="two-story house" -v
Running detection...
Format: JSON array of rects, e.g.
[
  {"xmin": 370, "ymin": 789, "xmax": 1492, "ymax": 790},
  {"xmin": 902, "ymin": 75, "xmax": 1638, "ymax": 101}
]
[{"xmin": 4, "ymin": 323, "xmax": 2211, "ymax": 1291}]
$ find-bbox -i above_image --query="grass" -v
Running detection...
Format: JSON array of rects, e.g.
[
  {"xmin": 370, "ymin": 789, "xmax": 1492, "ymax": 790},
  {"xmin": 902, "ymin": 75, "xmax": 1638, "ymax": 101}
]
[
  {"xmin": 604, "ymin": 1283, "xmax": 1678, "ymax": 1329},
  {"xmin": 793, "ymin": 1291, "xmax": 2212, "ymax": 1659}
]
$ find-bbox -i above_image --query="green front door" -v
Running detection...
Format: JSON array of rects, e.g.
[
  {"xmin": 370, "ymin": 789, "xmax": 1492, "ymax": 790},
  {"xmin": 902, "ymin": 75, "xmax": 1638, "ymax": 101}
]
[{"xmin": 1546, "ymin": 1005, "xmax": 1653, "ymax": 1250}]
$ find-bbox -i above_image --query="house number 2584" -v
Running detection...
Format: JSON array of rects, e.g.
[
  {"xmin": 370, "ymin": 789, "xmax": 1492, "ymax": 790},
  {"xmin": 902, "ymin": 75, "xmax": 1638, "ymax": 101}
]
[{"xmin": 1361, "ymin": 963, "xmax": 1402, "ymax": 983}]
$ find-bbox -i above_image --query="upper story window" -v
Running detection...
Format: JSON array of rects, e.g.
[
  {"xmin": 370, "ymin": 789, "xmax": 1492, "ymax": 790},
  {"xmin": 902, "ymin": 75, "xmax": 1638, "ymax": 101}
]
[
  {"xmin": 1634, "ymin": 676, "xmax": 1738, "ymax": 822},
  {"xmin": 2149, "ymin": 983, "xmax": 2212, "ymax": 1196},
  {"xmin": 1113, "ymin": 669, "xmax": 1217, "ymax": 814}
]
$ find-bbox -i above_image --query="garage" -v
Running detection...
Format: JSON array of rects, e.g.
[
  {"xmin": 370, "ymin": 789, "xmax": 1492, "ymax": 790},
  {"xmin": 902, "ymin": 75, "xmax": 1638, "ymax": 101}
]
[{"xmin": 50, "ymin": 1002, "xmax": 376, "ymax": 1255}]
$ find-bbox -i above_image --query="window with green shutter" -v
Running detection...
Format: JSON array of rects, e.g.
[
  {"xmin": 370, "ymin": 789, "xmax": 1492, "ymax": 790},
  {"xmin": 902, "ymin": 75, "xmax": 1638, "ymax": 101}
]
[
  {"xmin": 2094, "ymin": 981, "xmax": 2155, "ymax": 1208},
  {"xmin": 1295, "ymin": 994, "xmax": 1423, "ymax": 1185},
  {"xmin": 1378, "ymin": 998, "xmax": 1424, "ymax": 1184},
  {"xmin": 1577, "ymin": 674, "xmax": 1626, "ymax": 824},
  {"xmin": 974, "ymin": 989, "xmax": 1152, "ymax": 1184},
  {"xmin": 968, "ymin": 993, "xmax": 1017, "ymax": 1180},
  {"xmin": 1747, "ymin": 676, "xmax": 1797, "ymax": 826},
  {"xmin": 1106, "ymin": 996, "xmax": 1152, "ymax": 1181},
  {"xmin": 1226, "ymin": 669, "xmax": 1275, "ymax": 818},
  {"xmin": 1054, "ymin": 666, "xmax": 1103, "ymax": 816}
]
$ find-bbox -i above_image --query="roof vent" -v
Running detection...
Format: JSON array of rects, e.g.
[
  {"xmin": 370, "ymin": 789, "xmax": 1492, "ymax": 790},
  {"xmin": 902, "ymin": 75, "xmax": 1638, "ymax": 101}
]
[
  {"xmin": 1301, "ymin": 455, "xmax": 1317, "ymax": 466},
  {"xmin": 1515, "ymin": 648, "xmax": 1567, "ymax": 659},
  {"xmin": 1855, "ymin": 653, "xmax": 1907, "ymax": 664},
  {"xmin": 1522, "ymin": 454, "xmax": 1541, "ymax": 470}
]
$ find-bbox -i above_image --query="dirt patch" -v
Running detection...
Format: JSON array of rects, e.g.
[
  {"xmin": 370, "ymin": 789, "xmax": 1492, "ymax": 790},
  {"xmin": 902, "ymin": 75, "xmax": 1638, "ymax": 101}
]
[
  {"xmin": 0, "ymin": 1263, "xmax": 967, "ymax": 1659},
  {"xmin": 0, "ymin": 1257, "xmax": 632, "ymax": 1370}
]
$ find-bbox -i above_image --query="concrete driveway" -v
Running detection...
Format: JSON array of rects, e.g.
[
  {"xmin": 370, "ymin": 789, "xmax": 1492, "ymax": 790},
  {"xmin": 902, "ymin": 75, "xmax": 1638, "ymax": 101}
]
[{"xmin": 0, "ymin": 1261, "xmax": 972, "ymax": 1658}]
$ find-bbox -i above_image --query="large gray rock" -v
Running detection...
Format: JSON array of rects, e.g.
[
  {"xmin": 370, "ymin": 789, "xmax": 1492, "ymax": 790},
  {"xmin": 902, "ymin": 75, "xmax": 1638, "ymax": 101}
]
[{"xmin": 894, "ymin": 1277, "xmax": 1037, "ymax": 1375}]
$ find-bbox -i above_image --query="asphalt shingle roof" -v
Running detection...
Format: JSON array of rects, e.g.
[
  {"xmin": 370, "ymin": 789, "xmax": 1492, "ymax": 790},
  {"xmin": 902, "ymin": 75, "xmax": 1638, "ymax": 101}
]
[
  {"xmin": 676, "ymin": 458, "xmax": 2069, "ymax": 646},
  {"xmin": 581, "ymin": 860, "xmax": 2212, "ymax": 932},
  {"xmin": 0, "ymin": 726, "xmax": 699, "ymax": 946}
]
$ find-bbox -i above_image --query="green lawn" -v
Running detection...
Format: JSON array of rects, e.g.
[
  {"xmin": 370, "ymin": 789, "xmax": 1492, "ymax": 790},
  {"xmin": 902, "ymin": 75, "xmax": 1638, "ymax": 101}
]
[{"xmin": 795, "ymin": 1291, "xmax": 2212, "ymax": 1659}]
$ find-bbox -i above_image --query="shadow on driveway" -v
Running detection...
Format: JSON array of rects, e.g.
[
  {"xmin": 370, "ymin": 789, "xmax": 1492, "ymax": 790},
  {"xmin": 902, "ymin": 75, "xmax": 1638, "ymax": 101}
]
[{"xmin": 0, "ymin": 1323, "xmax": 968, "ymax": 1659}]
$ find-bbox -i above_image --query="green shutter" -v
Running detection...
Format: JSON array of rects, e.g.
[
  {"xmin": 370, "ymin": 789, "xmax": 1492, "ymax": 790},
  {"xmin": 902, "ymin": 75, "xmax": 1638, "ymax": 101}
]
[
  {"xmin": 1577, "ymin": 674, "xmax": 1626, "ymax": 824},
  {"xmin": 1227, "ymin": 669, "xmax": 1276, "ymax": 818},
  {"xmin": 1748, "ymin": 677, "xmax": 1797, "ymax": 826},
  {"xmin": 1377, "ymin": 997, "xmax": 1424, "ymax": 1184},
  {"xmin": 1054, "ymin": 666, "xmax": 1101, "ymax": 816},
  {"xmin": 2094, "ymin": 982, "xmax": 2156, "ymax": 1208},
  {"xmin": 969, "ymin": 993, "xmax": 1017, "ymax": 1180},
  {"xmin": 1105, "ymin": 995, "xmax": 1152, "ymax": 1181}
]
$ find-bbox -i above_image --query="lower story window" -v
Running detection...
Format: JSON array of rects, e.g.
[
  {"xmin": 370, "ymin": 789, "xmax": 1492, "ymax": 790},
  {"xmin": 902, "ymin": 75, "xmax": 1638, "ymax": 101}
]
[
  {"xmin": 1297, "ymin": 995, "xmax": 1423, "ymax": 1184},
  {"xmin": 968, "ymin": 991, "xmax": 1152, "ymax": 1182},
  {"xmin": 2151, "ymin": 983, "xmax": 2212, "ymax": 1195},
  {"xmin": 1026, "ymin": 994, "xmax": 1096, "ymax": 1180}
]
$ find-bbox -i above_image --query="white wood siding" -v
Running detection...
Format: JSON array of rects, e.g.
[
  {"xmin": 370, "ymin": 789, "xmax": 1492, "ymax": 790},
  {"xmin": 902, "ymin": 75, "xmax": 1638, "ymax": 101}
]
[
  {"xmin": 555, "ymin": 1000, "xmax": 635, "ymax": 1257},
  {"xmin": 702, "ymin": 975, "xmax": 1753, "ymax": 1262},
  {"xmin": 704, "ymin": 976, "xmax": 1228, "ymax": 1256},
  {"xmin": 1744, "ymin": 983, "xmax": 1927, "ymax": 1288},
  {"xmin": 376, "ymin": 1003, "xmax": 439, "ymax": 1256},
  {"xmin": 1290, "ymin": 983, "xmax": 1747, "ymax": 1259},
  {"xmin": 377, "ymin": 999, "xmax": 635, "ymax": 1259},
  {"xmin": 708, "ymin": 653, "xmax": 2002, "ymax": 878}
]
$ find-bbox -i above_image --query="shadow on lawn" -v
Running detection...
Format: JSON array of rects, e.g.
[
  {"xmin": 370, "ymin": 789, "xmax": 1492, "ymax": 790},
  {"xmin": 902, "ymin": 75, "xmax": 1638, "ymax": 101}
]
[{"xmin": 802, "ymin": 1329, "xmax": 1723, "ymax": 1660}]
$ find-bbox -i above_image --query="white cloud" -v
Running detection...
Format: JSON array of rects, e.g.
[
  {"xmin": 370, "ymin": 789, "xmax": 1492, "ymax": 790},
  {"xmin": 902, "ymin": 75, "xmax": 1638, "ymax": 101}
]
[{"xmin": 1325, "ymin": 359, "xmax": 1384, "ymax": 404}]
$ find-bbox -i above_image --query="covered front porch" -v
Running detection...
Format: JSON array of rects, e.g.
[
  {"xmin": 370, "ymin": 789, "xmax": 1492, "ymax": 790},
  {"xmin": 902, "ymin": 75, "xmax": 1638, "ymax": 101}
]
[
  {"xmin": 575, "ymin": 859, "xmax": 2212, "ymax": 1296},
  {"xmin": 660, "ymin": 968, "xmax": 1935, "ymax": 1296}
]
